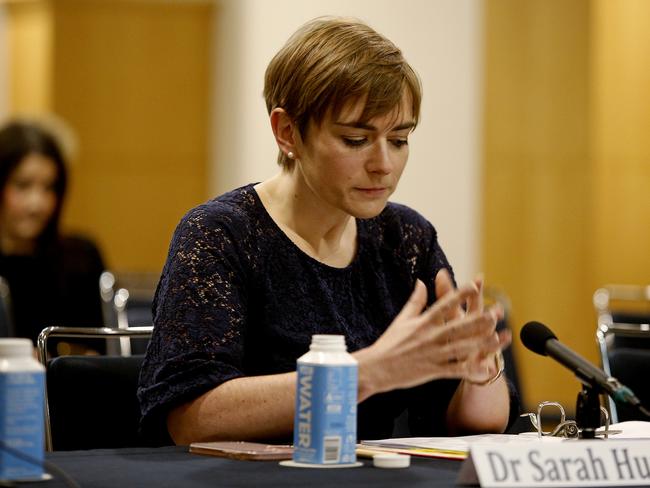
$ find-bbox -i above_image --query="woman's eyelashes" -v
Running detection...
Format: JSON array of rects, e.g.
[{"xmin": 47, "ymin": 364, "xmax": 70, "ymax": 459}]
[
  {"xmin": 342, "ymin": 137, "xmax": 367, "ymax": 147},
  {"xmin": 391, "ymin": 138, "xmax": 409, "ymax": 148},
  {"xmin": 341, "ymin": 137, "xmax": 409, "ymax": 148}
]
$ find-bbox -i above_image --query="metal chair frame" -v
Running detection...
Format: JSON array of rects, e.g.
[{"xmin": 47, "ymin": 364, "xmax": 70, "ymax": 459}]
[
  {"xmin": 594, "ymin": 285, "xmax": 650, "ymax": 423},
  {"xmin": 99, "ymin": 270, "xmax": 156, "ymax": 355},
  {"xmin": 37, "ymin": 325, "xmax": 153, "ymax": 451}
]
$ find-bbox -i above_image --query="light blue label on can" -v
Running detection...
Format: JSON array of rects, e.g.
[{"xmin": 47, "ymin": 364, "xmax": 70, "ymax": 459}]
[
  {"xmin": 0, "ymin": 371, "xmax": 45, "ymax": 480},
  {"xmin": 293, "ymin": 363, "xmax": 357, "ymax": 464}
]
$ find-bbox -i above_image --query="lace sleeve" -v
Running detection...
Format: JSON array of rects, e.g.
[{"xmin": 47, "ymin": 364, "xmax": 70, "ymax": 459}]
[
  {"xmin": 138, "ymin": 206, "xmax": 250, "ymax": 440},
  {"xmin": 392, "ymin": 208, "xmax": 454, "ymax": 304},
  {"xmin": 420, "ymin": 221, "xmax": 455, "ymax": 302},
  {"xmin": 389, "ymin": 209, "xmax": 459, "ymax": 436}
]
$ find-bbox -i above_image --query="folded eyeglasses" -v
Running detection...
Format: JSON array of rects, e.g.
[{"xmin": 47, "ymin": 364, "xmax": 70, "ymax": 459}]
[{"xmin": 520, "ymin": 401, "xmax": 617, "ymax": 439}]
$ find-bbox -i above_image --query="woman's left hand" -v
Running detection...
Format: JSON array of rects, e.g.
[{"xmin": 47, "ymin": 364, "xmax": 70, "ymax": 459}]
[{"xmin": 434, "ymin": 269, "xmax": 509, "ymax": 385}]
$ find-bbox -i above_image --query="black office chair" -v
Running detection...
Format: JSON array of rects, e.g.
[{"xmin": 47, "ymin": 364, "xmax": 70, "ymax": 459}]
[
  {"xmin": 37, "ymin": 325, "xmax": 153, "ymax": 451},
  {"xmin": 593, "ymin": 285, "xmax": 650, "ymax": 423}
]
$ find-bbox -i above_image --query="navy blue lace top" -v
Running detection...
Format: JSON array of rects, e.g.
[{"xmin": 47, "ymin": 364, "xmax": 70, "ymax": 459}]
[{"xmin": 138, "ymin": 184, "xmax": 460, "ymax": 445}]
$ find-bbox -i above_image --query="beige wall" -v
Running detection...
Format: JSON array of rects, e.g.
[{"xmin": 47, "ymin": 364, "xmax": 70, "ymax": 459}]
[
  {"xmin": 0, "ymin": 6, "xmax": 8, "ymax": 116},
  {"xmin": 591, "ymin": 0, "xmax": 650, "ymax": 288},
  {"xmin": 484, "ymin": 0, "xmax": 592, "ymax": 411},
  {"xmin": 211, "ymin": 0, "xmax": 484, "ymax": 284},
  {"xmin": 3, "ymin": 0, "xmax": 53, "ymax": 113},
  {"xmin": 2, "ymin": 0, "xmax": 213, "ymax": 273},
  {"xmin": 484, "ymin": 0, "xmax": 650, "ymax": 412},
  {"xmin": 53, "ymin": 0, "xmax": 213, "ymax": 273}
]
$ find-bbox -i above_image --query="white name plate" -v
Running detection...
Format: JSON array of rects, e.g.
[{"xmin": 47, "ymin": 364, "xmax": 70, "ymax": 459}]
[{"xmin": 457, "ymin": 440, "xmax": 650, "ymax": 487}]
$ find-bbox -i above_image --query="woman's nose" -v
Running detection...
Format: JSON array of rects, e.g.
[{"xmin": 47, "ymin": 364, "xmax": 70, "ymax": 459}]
[
  {"xmin": 25, "ymin": 187, "xmax": 54, "ymax": 213},
  {"xmin": 366, "ymin": 141, "xmax": 392, "ymax": 174}
]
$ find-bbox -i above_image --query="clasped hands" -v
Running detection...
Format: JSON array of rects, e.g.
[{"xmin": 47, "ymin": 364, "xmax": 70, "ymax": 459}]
[{"xmin": 366, "ymin": 269, "xmax": 510, "ymax": 394}]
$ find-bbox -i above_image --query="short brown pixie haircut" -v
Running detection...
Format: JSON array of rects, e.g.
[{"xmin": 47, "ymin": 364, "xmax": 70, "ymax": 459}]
[{"xmin": 264, "ymin": 16, "xmax": 422, "ymax": 170}]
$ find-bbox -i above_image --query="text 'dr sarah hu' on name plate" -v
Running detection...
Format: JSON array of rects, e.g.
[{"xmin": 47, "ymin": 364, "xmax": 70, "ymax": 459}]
[{"xmin": 457, "ymin": 440, "xmax": 650, "ymax": 488}]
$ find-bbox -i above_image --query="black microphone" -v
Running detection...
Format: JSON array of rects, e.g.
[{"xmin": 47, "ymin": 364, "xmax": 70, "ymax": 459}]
[{"xmin": 520, "ymin": 321, "xmax": 644, "ymax": 409}]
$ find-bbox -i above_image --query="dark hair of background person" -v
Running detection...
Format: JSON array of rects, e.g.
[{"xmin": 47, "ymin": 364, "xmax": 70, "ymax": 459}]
[{"xmin": 0, "ymin": 121, "xmax": 68, "ymax": 249}]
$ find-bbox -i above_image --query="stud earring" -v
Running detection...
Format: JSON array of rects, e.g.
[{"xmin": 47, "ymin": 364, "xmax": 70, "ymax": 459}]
[{"xmin": 287, "ymin": 151, "xmax": 295, "ymax": 160}]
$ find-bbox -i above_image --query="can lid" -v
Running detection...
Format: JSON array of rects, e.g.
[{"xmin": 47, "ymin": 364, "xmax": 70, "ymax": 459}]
[
  {"xmin": 372, "ymin": 453, "xmax": 411, "ymax": 469},
  {"xmin": 0, "ymin": 338, "xmax": 34, "ymax": 358},
  {"xmin": 310, "ymin": 334, "xmax": 347, "ymax": 352}
]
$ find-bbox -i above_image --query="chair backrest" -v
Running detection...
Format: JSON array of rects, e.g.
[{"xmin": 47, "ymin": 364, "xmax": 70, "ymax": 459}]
[
  {"xmin": 37, "ymin": 325, "xmax": 153, "ymax": 451},
  {"xmin": 593, "ymin": 285, "xmax": 650, "ymax": 423},
  {"xmin": 47, "ymin": 354, "xmax": 145, "ymax": 451}
]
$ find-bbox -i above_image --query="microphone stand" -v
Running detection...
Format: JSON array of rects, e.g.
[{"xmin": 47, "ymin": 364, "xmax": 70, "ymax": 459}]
[{"xmin": 575, "ymin": 385, "xmax": 601, "ymax": 439}]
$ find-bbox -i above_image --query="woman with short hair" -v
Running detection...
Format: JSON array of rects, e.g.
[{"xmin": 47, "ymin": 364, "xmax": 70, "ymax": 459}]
[{"xmin": 138, "ymin": 17, "xmax": 515, "ymax": 446}]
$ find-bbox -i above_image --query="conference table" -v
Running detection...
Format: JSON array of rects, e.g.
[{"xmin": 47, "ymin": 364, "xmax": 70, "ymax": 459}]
[{"xmin": 25, "ymin": 446, "xmax": 465, "ymax": 487}]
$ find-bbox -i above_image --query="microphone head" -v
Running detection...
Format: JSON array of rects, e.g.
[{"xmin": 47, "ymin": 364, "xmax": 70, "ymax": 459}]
[{"xmin": 520, "ymin": 321, "xmax": 557, "ymax": 356}]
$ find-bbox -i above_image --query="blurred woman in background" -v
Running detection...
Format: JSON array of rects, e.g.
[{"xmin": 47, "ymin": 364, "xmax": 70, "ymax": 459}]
[{"xmin": 0, "ymin": 120, "xmax": 105, "ymax": 353}]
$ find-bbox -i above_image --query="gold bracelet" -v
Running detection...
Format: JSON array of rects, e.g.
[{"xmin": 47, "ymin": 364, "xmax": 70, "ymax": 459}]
[{"xmin": 466, "ymin": 351, "xmax": 505, "ymax": 386}]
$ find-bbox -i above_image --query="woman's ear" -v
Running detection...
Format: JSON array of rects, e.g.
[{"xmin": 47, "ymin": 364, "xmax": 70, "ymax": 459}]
[{"xmin": 270, "ymin": 108, "xmax": 299, "ymax": 159}]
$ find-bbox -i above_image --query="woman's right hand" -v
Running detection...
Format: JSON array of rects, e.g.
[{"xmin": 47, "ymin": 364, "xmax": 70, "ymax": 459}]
[{"xmin": 355, "ymin": 270, "xmax": 510, "ymax": 401}]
